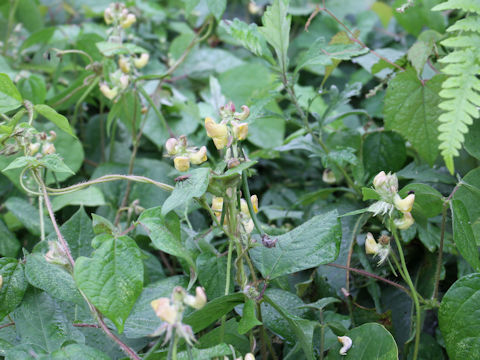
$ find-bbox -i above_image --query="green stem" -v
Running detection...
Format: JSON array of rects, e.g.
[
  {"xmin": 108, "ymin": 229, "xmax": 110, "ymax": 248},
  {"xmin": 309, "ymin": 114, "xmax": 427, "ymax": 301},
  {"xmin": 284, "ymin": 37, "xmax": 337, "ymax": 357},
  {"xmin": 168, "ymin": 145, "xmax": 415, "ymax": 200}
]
[
  {"xmin": 72, "ymin": 76, "xmax": 100, "ymax": 126},
  {"xmin": 38, "ymin": 194, "xmax": 45, "ymax": 241},
  {"xmin": 319, "ymin": 310, "xmax": 325, "ymax": 360},
  {"xmin": 390, "ymin": 220, "xmax": 421, "ymax": 360},
  {"xmin": 433, "ymin": 202, "xmax": 447, "ymax": 300},
  {"xmin": 167, "ymin": 330, "xmax": 177, "ymax": 360}
]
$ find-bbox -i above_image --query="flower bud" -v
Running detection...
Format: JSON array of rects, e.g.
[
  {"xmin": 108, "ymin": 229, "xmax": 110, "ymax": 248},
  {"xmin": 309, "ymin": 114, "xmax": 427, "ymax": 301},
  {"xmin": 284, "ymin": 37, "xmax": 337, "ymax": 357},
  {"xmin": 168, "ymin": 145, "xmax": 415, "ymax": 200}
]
[
  {"xmin": 365, "ymin": 232, "xmax": 380, "ymax": 255},
  {"xmin": 118, "ymin": 57, "xmax": 130, "ymax": 73},
  {"xmin": 99, "ymin": 84, "xmax": 118, "ymax": 100},
  {"xmin": 189, "ymin": 146, "xmax": 207, "ymax": 165},
  {"xmin": 0, "ymin": 275, "xmax": 3, "ymax": 290},
  {"xmin": 232, "ymin": 121, "xmax": 248, "ymax": 140},
  {"xmin": 338, "ymin": 336, "xmax": 353, "ymax": 355},
  {"xmin": 174, "ymin": 156, "xmax": 190, "ymax": 172},
  {"xmin": 104, "ymin": 7, "xmax": 114, "ymax": 24},
  {"xmin": 184, "ymin": 287, "xmax": 207, "ymax": 309},
  {"xmin": 165, "ymin": 137, "xmax": 179, "ymax": 155},
  {"xmin": 48, "ymin": 131, "xmax": 57, "ymax": 142},
  {"xmin": 248, "ymin": 1, "xmax": 262, "ymax": 14},
  {"xmin": 151, "ymin": 298, "xmax": 177, "ymax": 324},
  {"xmin": 394, "ymin": 192, "xmax": 415, "ymax": 213},
  {"xmin": 322, "ymin": 169, "xmax": 336, "ymax": 184},
  {"xmin": 235, "ymin": 105, "xmax": 250, "ymax": 121},
  {"xmin": 373, "ymin": 171, "xmax": 387, "ymax": 189},
  {"xmin": 29, "ymin": 143, "xmax": 40, "ymax": 156},
  {"xmin": 42, "ymin": 143, "xmax": 56, "ymax": 155},
  {"xmin": 119, "ymin": 74, "xmax": 129, "ymax": 90},
  {"xmin": 394, "ymin": 211, "xmax": 415, "ymax": 230},
  {"xmin": 205, "ymin": 117, "xmax": 228, "ymax": 149},
  {"xmin": 227, "ymin": 158, "xmax": 241, "ymax": 168},
  {"xmin": 240, "ymin": 199, "xmax": 249, "ymax": 216},
  {"xmin": 134, "ymin": 53, "xmax": 149, "ymax": 69},
  {"xmin": 121, "ymin": 13, "xmax": 136, "ymax": 28},
  {"xmin": 251, "ymin": 195, "xmax": 258, "ymax": 213},
  {"xmin": 245, "ymin": 354, "xmax": 255, "ymax": 360}
]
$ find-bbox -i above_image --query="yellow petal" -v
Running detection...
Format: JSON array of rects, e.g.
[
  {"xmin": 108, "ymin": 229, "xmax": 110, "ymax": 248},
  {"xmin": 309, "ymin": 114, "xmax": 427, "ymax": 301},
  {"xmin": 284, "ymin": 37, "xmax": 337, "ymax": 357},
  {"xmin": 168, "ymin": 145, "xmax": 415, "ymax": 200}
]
[
  {"xmin": 394, "ymin": 193, "xmax": 415, "ymax": 213},
  {"xmin": 365, "ymin": 232, "xmax": 380, "ymax": 255},
  {"xmin": 174, "ymin": 156, "xmax": 190, "ymax": 172}
]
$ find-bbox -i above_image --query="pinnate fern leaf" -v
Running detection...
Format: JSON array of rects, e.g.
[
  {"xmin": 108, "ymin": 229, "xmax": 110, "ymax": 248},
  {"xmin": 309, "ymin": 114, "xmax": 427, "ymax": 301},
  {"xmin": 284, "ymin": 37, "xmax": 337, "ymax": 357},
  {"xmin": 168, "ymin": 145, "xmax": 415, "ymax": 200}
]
[{"xmin": 433, "ymin": 1, "xmax": 480, "ymax": 173}]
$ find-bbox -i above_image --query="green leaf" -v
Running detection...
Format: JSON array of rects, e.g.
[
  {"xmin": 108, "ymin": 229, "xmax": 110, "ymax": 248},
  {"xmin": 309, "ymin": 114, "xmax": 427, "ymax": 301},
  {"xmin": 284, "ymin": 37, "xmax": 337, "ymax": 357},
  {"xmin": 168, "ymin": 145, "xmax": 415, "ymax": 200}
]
[
  {"xmin": 238, "ymin": 298, "xmax": 262, "ymax": 334},
  {"xmin": 46, "ymin": 207, "xmax": 94, "ymax": 259},
  {"xmin": 0, "ymin": 258, "xmax": 27, "ymax": 319},
  {"xmin": 207, "ymin": 0, "xmax": 226, "ymax": 19},
  {"xmin": 50, "ymin": 343, "xmax": 111, "ymax": 360},
  {"xmin": 325, "ymin": 322, "xmax": 398, "ymax": 359},
  {"xmin": 453, "ymin": 168, "xmax": 480, "ymax": 244},
  {"xmin": 0, "ymin": 73, "xmax": 22, "ymax": 113},
  {"xmin": 51, "ymin": 187, "xmax": 105, "ymax": 211},
  {"xmin": 42, "ymin": 154, "xmax": 75, "ymax": 174},
  {"xmin": 264, "ymin": 292, "xmax": 317, "ymax": 360},
  {"xmin": 25, "ymin": 253, "xmax": 83, "ymax": 304},
  {"xmin": 17, "ymin": 75, "xmax": 46, "ymax": 104},
  {"xmin": 221, "ymin": 18, "xmax": 271, "ymax": 58},
  {"xmin": 464, "ymin": 115, "xmax": 480, "ymax": 160},
  {"xmin": 439, "ymin": 273, "xmax": 480, "ymax": 360},
  {"xmin": 362, "ymin": 131, "xmax": 406, "ymax": 177},
  {"xmin": 124, "ymin": 276, "xmax": 188, "ymax": 338},
  {"xmin": 250, "ymin": 210, "xmax": 341, "ymax": 279},
  {"xmin": 4, "ymin": 197, "xmax": 54, "ymax": 236},
  {"xmin": 384, "ymin": 68, "xmax": 445, "ymax": 165},
  {"xmin": 74, "ymin": 235, "xmax": 144, "ymax": 333},
  {"xmin": 259, "ymin": 0, "xmax": 291, "ymax": 70},
  {"xmin": 393, "ymin": 0, "xmax": 445, "ymax": 36},
  {"xmin": 138, "ymin": 208, "xmax": 195, "ymax": 269},
  {"xmin": 91, "ymin": 214, "xmax": 115, "ymax": 235},
  {"xmin": 184, "ymin": 293, "xmax": 244, "ymax": 333},
  {"xmin": 13, "ymin": 288, "xmax": 84, "ymax": 353},
  {"xmin": 408, "ymin": 40, "xmax": 434, "ymax": 76},
  {"xmin": 298, "ymin": 297, "xmax": 341, "ymax": 312},
  {"xmin": 0, "ymin": 219, "xmax": 20, "ymax": 257},
  {"xmin": 34, "ymin": 104, "xmax": 76, "ymax": 138},
  {"xmin": 177, "ymin": 344, "xmax": 233, "ymax": 360},
  {"xmin": 362, "ymin": 187, "xmax": 380, "ymax": 201},
  {"xmin": 161, "ymin": 167, "xmax": 210, "ymax": 216},
  {"xmin": 198, "ymin": 319, "xmax": 250, "ymax": 354},
  {"xmin": 196, "ymin": 253, "xmax": 232, "ymax": 300},
  {"xmin": 451, "ymin": 199, "xmax": 480, "ymax": 271}
]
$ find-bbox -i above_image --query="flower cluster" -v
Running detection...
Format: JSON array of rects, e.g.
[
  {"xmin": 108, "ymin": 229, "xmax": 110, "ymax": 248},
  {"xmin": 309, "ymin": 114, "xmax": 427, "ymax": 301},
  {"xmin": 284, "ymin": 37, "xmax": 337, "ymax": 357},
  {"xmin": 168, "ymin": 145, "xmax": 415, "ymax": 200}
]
[
  {"xmin": 27, "ymin": 130, "xmax": 57, "ymax": 157},
  {"xmin": 211, "ymin": 195, "xmax": 259, "ymax": 234},
  {"xmin": 369, "ymin": 171, "xmax": 415, "ymax": 230},
  {"xmin": 99, "ymin": 3, "xmax": 150, "ymax": 101},
  {"xmin": 104, "ymin": 3, "xmax": 136, "ymax": 30},
  {"xmin": 365, "ymin": 232, "xmax": 391, "ymax": 265},
  {"xmin": 150, "ymin": 286, "xmax": 207, "ymax": 345},
  {"xmin": 164, "ymin": 135, "xmax": 207, "ymax": 172},
  {"xmin": 204, "ymin": 102, "xmax": 250, "ymax": 150}
]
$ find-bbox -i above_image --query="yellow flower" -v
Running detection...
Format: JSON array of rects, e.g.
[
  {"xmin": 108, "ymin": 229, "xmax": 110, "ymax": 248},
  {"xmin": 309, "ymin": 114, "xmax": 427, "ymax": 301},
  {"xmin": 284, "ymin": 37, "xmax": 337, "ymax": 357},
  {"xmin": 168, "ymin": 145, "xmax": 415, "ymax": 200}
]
[
  {"xmin": 205, "ymin": 117, "xmax": 228, "ymax": 149},
  {"xmin": 151, "ymin": 298, "xmax": 177, "ymax": 324},
  {"xmin": 394, "ymin": 193, "xmax": 415, "ymax": 213},
  {"xmin": 232, "ymin": 120, "xmax": 248, "ymax": 140},
  {"xmin": 0, "ymin": 275, "xmax": 3, "ymax": 290},
  {"xmin": 394, "ymin": 211, "xmax": 415, "ymax": 230},
  {"xmin": 121, "ymin": 13, "xmax": 136, "ymax": 28},
  {"xmin": 251, "ymin": 195, "xmax": 258, "ymax": 213},
  {"xmin": 365, "ymin": 232, "xmax": 380, "ymax": 255},
  {"xmin": 212, "ymin": 197, "xmax": 223, "ymax": 215},
  {"xmin": 134, "ymin": 53, "xmax": 149, "ymax": 69},
  {"xmin": 104, "ymin": 8, "xmax": 113, "ymax": 24},
  {"xmin": 29, "ymin": 143, "xmax": 40, "ymax": 156},
  {"xmin": 118, "ymin": 57, "xmax": 130, "ymax": 73},
  {"xmin": 42, "ymin": 143, "xmax": 56, "ymax": 155},
  {"xmin": 99, "ymin": 84, "xmax": 118, "ymax": 100},
  {"xmin": 184, "ymin": 287, "xmax": 207, "ymax": 310},
  {"xmin": 174, "ymin": 156, "xmax": 190, "ymax": 172},
  {"xmin": 189, "ymin": 146, "xmax": 207, "ymax": 165}
]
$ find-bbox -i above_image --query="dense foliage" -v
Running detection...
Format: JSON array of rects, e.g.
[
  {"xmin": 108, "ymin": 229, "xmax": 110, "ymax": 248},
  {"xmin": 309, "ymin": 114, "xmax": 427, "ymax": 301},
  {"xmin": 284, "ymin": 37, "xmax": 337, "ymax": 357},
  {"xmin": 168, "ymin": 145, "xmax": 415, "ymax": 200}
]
[{"xmin": 0, "ymin": 0, "xmax": 479, "ymax": 359}]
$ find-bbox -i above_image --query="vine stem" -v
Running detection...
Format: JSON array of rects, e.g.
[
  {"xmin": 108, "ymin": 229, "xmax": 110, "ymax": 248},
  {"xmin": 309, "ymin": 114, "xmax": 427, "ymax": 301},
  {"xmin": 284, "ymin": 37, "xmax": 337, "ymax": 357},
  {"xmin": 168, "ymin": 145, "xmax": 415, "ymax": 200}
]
[
  {"xmin": 345, "ymin": 213, "xmax": 369, "ymax": 291},
  {"xmin": 390, "ymin": 220, "xmax": 421, "ymax": 360},
  {"xmin": 433, "ymin": 182, "xmax": 461, "ymax": 300},
  {"xmin": 35, "ymin": 172, "xmax": 141, "ymax": 360}
]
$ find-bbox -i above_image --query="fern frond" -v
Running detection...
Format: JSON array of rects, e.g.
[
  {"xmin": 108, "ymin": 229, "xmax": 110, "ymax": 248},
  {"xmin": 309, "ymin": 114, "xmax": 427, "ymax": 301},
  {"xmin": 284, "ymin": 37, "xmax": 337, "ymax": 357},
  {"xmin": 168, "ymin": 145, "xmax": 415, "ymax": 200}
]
[
  {"xmin": 432, "ymin": 0, "xmax": 480, "ymax": 14},
  {"xmin": 447, "ymin": 16, "xmax": 480, "ymax": 32},
  {"xmin": 433, "ymin": 2, "xmax": 480, "ymax": 173}
]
